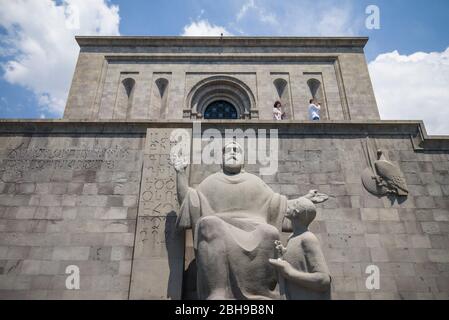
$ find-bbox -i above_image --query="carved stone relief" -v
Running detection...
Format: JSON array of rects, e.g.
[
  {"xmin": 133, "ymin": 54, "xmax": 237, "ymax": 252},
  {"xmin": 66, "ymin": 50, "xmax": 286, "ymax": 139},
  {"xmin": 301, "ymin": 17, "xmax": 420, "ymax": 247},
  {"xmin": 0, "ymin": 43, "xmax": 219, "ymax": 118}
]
[
  {"xmin": 361, "ymin": 137, "xmax": 409, "ymax": 197},
  {"xmin": 129, "ymin": 129, "xmax": 186, "ymax": 300}
]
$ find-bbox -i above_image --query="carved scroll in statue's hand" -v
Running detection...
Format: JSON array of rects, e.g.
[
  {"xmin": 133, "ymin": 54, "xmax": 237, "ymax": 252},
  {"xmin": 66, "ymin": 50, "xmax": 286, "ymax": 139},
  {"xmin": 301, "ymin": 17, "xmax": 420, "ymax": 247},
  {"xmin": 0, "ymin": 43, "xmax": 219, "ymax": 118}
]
[
  {"xmin": 171, "ymin": 154, "xmax": 188, "ymax": 172},
  {"xmin": 274, "ymin": 240, "xmax": 287, "ymax": 260}
]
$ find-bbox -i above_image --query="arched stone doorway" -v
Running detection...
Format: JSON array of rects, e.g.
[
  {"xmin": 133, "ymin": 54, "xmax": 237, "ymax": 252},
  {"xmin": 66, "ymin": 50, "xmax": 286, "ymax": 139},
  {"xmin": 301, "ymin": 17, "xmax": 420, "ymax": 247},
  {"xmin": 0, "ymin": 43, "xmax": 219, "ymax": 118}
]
[{"xmin": 184, "ymin": 75, "xmax": 258, "ymax": 119}]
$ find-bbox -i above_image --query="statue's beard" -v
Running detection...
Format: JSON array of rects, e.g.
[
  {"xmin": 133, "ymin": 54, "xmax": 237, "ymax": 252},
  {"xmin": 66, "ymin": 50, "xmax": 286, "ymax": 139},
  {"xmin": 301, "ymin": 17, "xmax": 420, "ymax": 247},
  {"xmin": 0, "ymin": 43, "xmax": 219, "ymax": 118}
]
[{"xmin": 223, "ymin": 160, "xmax": 243, "ymax": 174}]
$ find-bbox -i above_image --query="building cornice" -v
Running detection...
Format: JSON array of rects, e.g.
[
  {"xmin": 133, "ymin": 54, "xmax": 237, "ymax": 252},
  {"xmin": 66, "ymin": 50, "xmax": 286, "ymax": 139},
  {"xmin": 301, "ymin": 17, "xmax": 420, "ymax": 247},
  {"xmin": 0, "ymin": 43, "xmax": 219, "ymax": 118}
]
[
  {"xmin": 75, "ymin": 36, "xmax": 369, "ymax": 48},
  {"xmin": 0, "ymin": 120, "xmax": 447, "ymax": 151}
]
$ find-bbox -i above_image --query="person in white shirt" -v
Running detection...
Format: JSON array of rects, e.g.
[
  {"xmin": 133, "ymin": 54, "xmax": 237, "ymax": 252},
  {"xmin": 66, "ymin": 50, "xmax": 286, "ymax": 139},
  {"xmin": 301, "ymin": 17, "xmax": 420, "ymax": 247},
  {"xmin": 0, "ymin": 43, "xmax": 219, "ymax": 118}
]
[
  {"xmin": 273, "ymin": 101, "xmax": 286, "ymax": 120},
  {"xmin": 308, "ymin": 99, "xmax": 321, "ymax": 121}
]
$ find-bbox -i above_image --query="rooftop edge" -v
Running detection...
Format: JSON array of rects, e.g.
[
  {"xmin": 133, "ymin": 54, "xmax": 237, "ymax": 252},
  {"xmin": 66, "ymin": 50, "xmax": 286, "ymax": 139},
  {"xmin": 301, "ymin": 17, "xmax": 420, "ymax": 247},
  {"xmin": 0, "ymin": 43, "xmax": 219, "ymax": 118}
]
[{"xmin": 75, "ymin": 36, "xmax": 369, "ymax": 48}]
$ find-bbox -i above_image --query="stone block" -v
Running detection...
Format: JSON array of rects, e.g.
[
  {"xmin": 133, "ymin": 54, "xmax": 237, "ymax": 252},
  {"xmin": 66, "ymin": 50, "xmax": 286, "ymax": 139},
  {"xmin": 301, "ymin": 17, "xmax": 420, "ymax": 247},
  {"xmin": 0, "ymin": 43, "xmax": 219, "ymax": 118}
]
[
  {"xmin": 21, "ymin": 260, "xmax": 42, "ymax": 275},
  {"xmin": 31, "ymin": 276, "xmax": 53, "ymax": 290},
  {"xmin": 7, "ymin": 246, "xmax": 30, "ymax": 259},
  {"xmin": 70, "ymin": 233, "xmax": 105, "ymax": 246},
  {"xmin": 415, "ymin": 196, "xmax": 437, "ymax": 209},
  {"xmin": 365, "ymin": 234, "xmax": 381, "ymax": 248},
  {"xmin": 52, "ymin": 247, "xmax": 90, "ymax": 261},
  {"xmin": 104, "ymin": 233, "xmax": 135, "ymax": 247},
  {"xmin": 428, "ymin": 250, "xmax": 449, "ymax": 263},
  {"xmin": 110, "ymin": 246, "xmax": 133, "ymax": 261},
  {"xmin": 95, "ymin": 207, "xmax": 128, "ymax": 220},
  {"xmin": 325, "ymin": 221, "xmax": 365, "ymax": 235},
  {"xmin": 76, "ymin": 195, "xmax": 108, "ymax": 207},
  {"xmin": 17, "ymin": 183, "xmax": 36, "ymax": 194},
  {"xmin": 62, "ymin": 207, "xmax": 77, "ymax": 219},
  {"xmin": 429, "ymin": 235, "xmax": 449, "ymax": 249},
  {"xmin": 82, "ymin": 183, "xmax": 98, "ymax": 195},
  {"xmin": 370, "ymin": 248, "xmax": 389, "ymax": 262},
  {"xmin": 119, "ymin": 260, "xmax": 132, "ymax": 275},
  {"xmin": 89, "ymin": 246, "xmax": 112, "ymax": 261},
  {"xmin": 410, "ymin": 235, "xmax": 432, "ymax": 248},
  {"xmin": 421, "ymin": 222, "xmax": 441, "ymax": 235},
  {"xmin": 15, "ymin": 207, "xmax": 37, "ymax": 220}
]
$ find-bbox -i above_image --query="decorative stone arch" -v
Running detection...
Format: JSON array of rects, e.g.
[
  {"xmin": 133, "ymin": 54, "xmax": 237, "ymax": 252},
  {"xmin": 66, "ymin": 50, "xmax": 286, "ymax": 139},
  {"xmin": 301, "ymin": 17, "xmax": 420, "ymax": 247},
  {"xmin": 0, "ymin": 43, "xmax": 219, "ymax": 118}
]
[
  {"xmin": 184, "ymin": 76, "xmax": 258, "ymax": 119},
  {"xmin": 122, "ymin": 78, "xmax": 136, "ymax": 97},
  {"xmin": 273, "ymin": 78, "xmax": 288, "ymax": 98},
  {"xmin": 155, "ymin": 77, "xmax": 169, "ymax": 118},
  {"xmin": 114, "ymin": 77, "xmax": 136, "ymax": 119},
  {"xmin": 307, "ymin": 78, "xmax": 321, "ymax": 98}
]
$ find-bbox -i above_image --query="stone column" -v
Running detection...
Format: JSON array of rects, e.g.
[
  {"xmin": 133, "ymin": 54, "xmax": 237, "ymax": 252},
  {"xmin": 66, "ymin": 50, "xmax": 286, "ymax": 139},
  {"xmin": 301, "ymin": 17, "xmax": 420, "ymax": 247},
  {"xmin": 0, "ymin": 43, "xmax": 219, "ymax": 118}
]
[{"xmin": 129, "ymin": 128, "xmax": 188, "ymax": 300}]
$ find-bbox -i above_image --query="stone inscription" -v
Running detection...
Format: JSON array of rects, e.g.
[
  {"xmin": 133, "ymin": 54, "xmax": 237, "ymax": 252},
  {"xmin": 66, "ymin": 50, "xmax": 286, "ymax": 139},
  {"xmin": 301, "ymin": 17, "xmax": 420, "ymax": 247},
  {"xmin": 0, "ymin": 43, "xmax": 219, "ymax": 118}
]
[
  {"xmin": 130, "ymin": 128, "xmax": 187, "ymax": 300},
  {"xmin": 136, "ymin": 215, "xmax": 179, "ymax": 259},
  {"xmin": 139, "ymin": 131, "xmax": 179, "ymax": 217},
  {"xmin": 0, "ymin": 144, "xmax": 131, "ymax": 181}
]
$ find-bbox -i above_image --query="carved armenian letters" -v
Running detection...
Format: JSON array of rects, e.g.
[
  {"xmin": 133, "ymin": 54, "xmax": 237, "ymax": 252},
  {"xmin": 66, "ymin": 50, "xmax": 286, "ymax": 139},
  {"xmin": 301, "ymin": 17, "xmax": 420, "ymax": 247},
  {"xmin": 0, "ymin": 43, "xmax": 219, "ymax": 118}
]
[{"xmin": 129, "ymin": 129, "xmax": 187, "ymax": 300}]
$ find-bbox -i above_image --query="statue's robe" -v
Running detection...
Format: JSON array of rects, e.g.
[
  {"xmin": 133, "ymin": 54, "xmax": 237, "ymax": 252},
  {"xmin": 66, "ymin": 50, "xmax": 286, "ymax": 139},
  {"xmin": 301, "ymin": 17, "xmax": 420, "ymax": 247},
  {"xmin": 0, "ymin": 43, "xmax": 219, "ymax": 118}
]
[{"xmin": 177, "ymin": 171, "xmax": 288, "ymax": 300}]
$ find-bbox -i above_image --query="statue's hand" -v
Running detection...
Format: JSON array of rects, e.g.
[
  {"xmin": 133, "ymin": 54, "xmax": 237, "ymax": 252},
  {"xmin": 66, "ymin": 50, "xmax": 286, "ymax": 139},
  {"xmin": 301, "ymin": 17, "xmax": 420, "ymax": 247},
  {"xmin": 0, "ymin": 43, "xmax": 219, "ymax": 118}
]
[
  {"xmin": 274, "ymin": 240, "xmax": 287, "ymax": 257},
  {"xmin": 172, "ymin": 156, "xmax": 188, "ymax": 172},
  {"xmin": 269, "ymin": 259, "xmax": 292, "ymax": 276}
]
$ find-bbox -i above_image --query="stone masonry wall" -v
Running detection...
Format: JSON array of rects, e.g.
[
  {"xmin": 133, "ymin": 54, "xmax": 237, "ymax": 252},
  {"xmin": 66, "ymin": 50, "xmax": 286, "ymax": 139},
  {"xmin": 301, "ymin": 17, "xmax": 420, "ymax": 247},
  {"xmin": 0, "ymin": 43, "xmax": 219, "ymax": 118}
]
[
  {"xmin": 0, "ymin": 133, "xmax": 144, "ymax": 299},
  {"xmin": 0, "ymin": 123, "xmax": 448, "ymax": 300}
]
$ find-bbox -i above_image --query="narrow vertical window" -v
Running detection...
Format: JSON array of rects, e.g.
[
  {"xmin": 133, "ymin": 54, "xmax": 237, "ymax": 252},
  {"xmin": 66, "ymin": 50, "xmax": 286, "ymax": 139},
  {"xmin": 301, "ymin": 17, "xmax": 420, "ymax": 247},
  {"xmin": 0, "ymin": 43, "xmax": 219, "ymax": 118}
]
[
  {"xmin": 155, "ymin": 78, "xmax": 169, "ymax": 118},
  {"xmin": 122, "ymin": 78, "xmax": 135, "ymax": 119}
]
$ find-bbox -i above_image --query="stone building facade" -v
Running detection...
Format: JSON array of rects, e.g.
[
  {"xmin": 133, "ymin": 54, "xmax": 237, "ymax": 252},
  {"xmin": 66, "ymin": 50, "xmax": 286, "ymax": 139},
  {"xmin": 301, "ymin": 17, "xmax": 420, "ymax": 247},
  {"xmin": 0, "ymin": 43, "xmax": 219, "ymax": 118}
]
[{"xmin": 0, "ymin": 36, "xmax": 448, "ymax": 300}]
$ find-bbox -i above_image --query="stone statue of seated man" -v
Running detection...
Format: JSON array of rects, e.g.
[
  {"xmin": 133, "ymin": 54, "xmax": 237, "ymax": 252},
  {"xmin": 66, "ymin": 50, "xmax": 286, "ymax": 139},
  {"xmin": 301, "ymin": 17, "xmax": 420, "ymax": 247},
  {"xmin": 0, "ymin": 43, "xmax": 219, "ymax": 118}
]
[
  {"xmin": 173, "ymin": 141, "xmax": 285, "ymax": 300},
  {"xmin": 172, "ymin": 141, "xmax": 330, "ymax": 300},
  {"xmin": 269, "ymin": 191, "xmax": 332, "ymax": 300}
]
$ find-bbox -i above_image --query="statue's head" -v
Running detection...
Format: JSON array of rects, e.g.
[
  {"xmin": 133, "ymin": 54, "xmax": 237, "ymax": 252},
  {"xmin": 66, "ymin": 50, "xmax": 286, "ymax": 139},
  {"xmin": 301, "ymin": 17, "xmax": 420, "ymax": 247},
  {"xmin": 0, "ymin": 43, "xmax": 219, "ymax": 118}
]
[
  {"xmin": 286, "ymin": 190, "xmax": 328, "ymax": 227},
  {"xmin": 286, "ymin": 198, "xmax": 316, "ymax": 227},
  {"xmin": 222, "ymin": 141, "xmax": 244, "ymax": 174}
]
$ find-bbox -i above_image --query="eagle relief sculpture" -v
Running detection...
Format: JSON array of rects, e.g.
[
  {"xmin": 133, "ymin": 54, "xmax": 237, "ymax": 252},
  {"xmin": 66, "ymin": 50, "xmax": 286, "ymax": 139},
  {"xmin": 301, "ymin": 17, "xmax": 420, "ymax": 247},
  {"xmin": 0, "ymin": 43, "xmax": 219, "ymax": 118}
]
[{"xmin": 361, "ymin": 140, "xmax": 409, "ymax": 197}]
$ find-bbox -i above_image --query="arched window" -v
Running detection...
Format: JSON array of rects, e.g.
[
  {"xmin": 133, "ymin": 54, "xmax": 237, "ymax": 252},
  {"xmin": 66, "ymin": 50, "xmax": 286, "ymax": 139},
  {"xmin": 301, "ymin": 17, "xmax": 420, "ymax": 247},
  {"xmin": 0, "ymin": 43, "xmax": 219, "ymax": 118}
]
[
  {"xmin": 204, "ymin": 100, "xmax": 238, "ymax": 119},
  {"xmin": 123, "ymin": 78, "xmax": 136, "ymax": 99},
  {"xmin": 114, "ymin": 77, "xmax": 136, "ymax": 119},
  {"xmin": 155, "ymin": 78, "xmax": 169, "ymax": 118},
  {"xmin": 186, "ymin": 76, "xmax": 256, "ymax": 120},
  {"xmin": 273, "ymin": 78, "xmax": 287, "ymax": 98},
  {"xmin": 123, "ymin": 78, "xmax": 136, "ymax": 119},
  {"xmin": 307, "ymin": 79, "xmax": 321, "ymax": 99}
]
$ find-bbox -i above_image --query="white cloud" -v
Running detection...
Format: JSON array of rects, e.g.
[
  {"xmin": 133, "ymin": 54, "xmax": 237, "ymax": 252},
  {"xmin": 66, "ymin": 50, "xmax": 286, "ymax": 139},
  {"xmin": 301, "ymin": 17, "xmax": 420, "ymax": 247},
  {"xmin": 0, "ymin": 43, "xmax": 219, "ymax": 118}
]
[
  {"xmin": 369, "ymin": 47, "xmax": 449, "ymax": 135},
  {"xmin": 236, "ymin": 0, "xmax": 255, "ymax": 21},
  {"xmin": 236, "ymin": 0, "xmax": 278, "ymax": 26},
  {"xmin": 0, "ymin": 0, "xmax": 120, "ymax": 117},
  {"xmin": 181, "ymin": 1, "xmax": 357, "ymax": 40},
  {"xmin": 182, "ymin": 19, "xmax": 232, "ymax": 36},
  {"xmin": 232, "ymin": 0, "xmax": 357, "ymax": 36}
]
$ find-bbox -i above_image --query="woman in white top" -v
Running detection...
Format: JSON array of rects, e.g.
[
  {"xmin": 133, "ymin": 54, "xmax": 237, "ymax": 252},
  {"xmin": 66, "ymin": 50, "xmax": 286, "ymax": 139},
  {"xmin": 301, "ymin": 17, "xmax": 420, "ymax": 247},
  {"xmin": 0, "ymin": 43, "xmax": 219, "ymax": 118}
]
[{"xmin": 273, "ymin": 101, "xmax": 286, "ymax": 120}]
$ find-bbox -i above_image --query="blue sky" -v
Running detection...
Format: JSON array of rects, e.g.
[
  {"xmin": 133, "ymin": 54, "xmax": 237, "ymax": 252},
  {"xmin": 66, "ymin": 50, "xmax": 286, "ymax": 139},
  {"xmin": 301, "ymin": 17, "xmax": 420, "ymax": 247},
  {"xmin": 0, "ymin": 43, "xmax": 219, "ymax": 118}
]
[
  {"xmin": 0, "ymin": 0, "xmax": 448, "ymax": 134},
  {"xmin": 113, "ymin": 0, "xmax": 449, "ymax": 61}
]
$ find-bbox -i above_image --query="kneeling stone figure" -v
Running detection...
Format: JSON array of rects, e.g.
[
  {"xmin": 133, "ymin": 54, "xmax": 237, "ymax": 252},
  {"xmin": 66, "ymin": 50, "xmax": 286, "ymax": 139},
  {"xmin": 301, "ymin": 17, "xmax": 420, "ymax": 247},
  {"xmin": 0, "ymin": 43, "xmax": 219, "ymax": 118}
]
[{"xmin": 269, "ymin": 191, "xmax": 332, "ymax": 300}]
